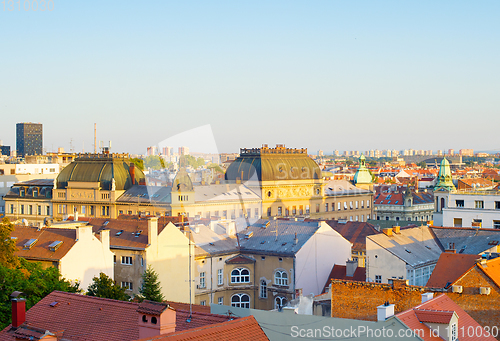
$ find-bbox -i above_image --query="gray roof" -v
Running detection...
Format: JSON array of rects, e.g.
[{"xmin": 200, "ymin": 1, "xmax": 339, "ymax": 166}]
[
  {"xmin": 368, "ymin": 226, "xmax": 443, "ymax": 268},
  {"xmin": 210, "ymin": 304, "xmax": 421, "ymax": 341},
  {"xmin": 324, "ymin": 179, "xmax": 372, "ymax": 196},
  {"xmin": 237, "ymin": 219, "xmax": 322, "ymax": 256},
  {"xmin": 431, "ymin": 227, "xmax": 500, "ymax": 255},
  {"xmin": 117, "ymin": 185, "xmax": 172, "ymax": 204},
  {"xmin": 194, "ymin": 183, "xmax": 261, "ymax": 202}
]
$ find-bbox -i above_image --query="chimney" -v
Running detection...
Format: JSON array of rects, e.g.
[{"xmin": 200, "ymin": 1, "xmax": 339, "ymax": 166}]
[
  {"xmin": 130, "ymin": 163, "xmax": 136, "ymax": 185},
  {"xmin": 382, "ymin": 228, "xmax": 393, "ymax": 236},
  {"xmin": 377, "ymin": 302, "xmax": 395, "ymax": 321},
  {"xmin": 148, "ymin": 217, "xmax": 158, "ymax": 246},
  {"xmin": 293, "ymin": 232, "xmax": 298, "ymax": 245},
  {"xmin": 100, "ymin": 229, "xmax": 110, "ymax": 251},
  {"xmin": 346, "ymin": 260, "xmax": 358, "ymax": 277},
  {"xmin": 10, "ymin": 291, "xmax": 26, "ymax": 328},
  {"xmin": 421, "ymin": 292, "xmax": 434, "ymax": 303},
  {"xmin": 393, "ymin": 225, "xmax": 400, "ymax": 234},
  {"xmin": 137, "ymin": 301, "xmax": 176, "ymax": 339},
  {"xmin": 75, "ymin": 225, "xmax": 92, "ymax": 241}
]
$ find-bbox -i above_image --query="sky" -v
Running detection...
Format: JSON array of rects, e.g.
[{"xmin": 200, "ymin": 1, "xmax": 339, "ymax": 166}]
[{"xmin": 1, "ymin": 1, "xmax": 499, "ymax": 155}]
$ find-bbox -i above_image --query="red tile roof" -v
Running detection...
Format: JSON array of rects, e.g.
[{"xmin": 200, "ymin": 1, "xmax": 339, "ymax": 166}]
[
  {"xmin": 138, "ymin": 315, "xmax": 268, "ymax": 341},
  {"xmin": 477, "ymin": 256, "xmax": 500, "ymax": 288},
  {"xmin": 0, "ymin": 291, "xmax": 234, "ymax": 341},
  {"xmin": 425, "ymin": 253, "xmax": 480, "ymax": 288},
  {"xmin": 325, "ymin": 221, "xmax": 379, "ymax": 250},
  {"xmin": 163, "ymin": 301, "xmax": 210, "ymax": 315},
  {"xmin": 396, "ymin": 294, "xmax": 497, "ymax": 341},
  {"xmin": 322, "ymin": 264, "xmax": 366, "ymax": 293},
  {"xmin": 414, "ymin": 309, "xmax": 454, "ymax": 324},
  {"xmin": 11, "ymin": 226, "xmax": 77, "ymax": 262}
]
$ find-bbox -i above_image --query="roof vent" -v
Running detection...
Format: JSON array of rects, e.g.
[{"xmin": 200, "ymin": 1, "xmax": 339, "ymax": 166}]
[
  {"xmin": 135, "ymin": 230, "xmax": 142, "ymax": 237},
  {"xmin": 48, "ymin": 241, "xmax": 63, "ymax": 251},
  {"xmin": 23, "ymin": 238, "xmax": 38, "ymax": 250},
  {"xmin": 480, "ymin": 287, "xmax": 491, "ymax": 295},
  {"xmin": 116, "ymin": 230, "xmax": 124, "ymax": 236},
  {"xmin": 244, "ymin": 231, "xmax": 253, "ymax": 239},
  {"xmin": 49, "ymin": 301, "xmax": 59, "ymax": 307},
  {"xmin": 452, "ymin": 285, "xmax": 463, "ymax": 293}
]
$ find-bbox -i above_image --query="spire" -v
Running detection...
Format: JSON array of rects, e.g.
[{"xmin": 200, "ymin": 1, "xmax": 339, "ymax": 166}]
[
  {"xmin": 354, "ymin": 154, "xmax": 372, "ymax": 184},
  {"xmin": 434, "ymin": 157, "xmax": 455, "ymax": 191}
]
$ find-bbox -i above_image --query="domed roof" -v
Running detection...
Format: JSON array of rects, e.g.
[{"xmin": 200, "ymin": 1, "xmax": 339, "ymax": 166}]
[
  {"xmin": 225, "ymin": 145, "xmax": 321, "ymax": 182},
  {"xmin": 56, "ymin": 155, "xmax": 145, "ymax": 190},
  {"xmin": 353, "ymin": 155, "xmax": 373, "ymax": 184}
]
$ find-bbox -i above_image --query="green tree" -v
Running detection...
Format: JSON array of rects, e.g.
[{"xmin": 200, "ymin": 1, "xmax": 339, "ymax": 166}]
[
  {"xmin": 207, "ymin": 163, "xmax": 223, "ymax": 174},
  {"xmin": 87, "ymin": 272, "xmax": 130, "ymax": 301},
  {"xmin": 0, "ymin": 217, "xmax": 19, "ymax": 269},
  {"xmin": 131, "ymin": 158, "xmax": 145, "ymax": 171},
  {"xmin": 418, "ymin": 161, "xmax": 427, "ymax": 168},
  {"xmin": 139, "ymin": 265, "xmax": 164, "ymax": 302},
  {"xmin": 0, "ymin": 258, "xmax": 80, "ymax": 329}
]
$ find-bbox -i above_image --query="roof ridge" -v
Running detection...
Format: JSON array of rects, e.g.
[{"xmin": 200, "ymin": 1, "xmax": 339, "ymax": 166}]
[{"xmin": 51, "ymin": 291, "xmax": 139, "ymax": 306}]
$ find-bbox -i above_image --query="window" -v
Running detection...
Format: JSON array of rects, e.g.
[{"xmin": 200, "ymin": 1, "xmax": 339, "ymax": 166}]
[
  {"xmin": 375, "ymin": 275, "xmax": 382, "ymax": 283},
  {"xmin": 199, "ymin": 300, "xmax": 206, "ymax": 306},
  {"xmin": 10, "ymin": 204, "xmax": 14, "ymax": 214},
  {"xmin": 475, "ymin": 200, "xmax": 484, "ymax": 209},
  {"xmin": 33, "ymin": 188, "xmax": 38, "ymax": 197},
  {"xmin": 28, "ymin": 205, "xmax": 33, "ymax": 215},
  {"xmin": 46, "ymin": 206, "xmax": 50, "ymax": 216},
  {"xmin": 292, "ymin": 206, "xmax": 296, "ymax": 215},
  {"xmin": 367, "ymin": 200, "xmax": 370, "ymax": 208},
  {"xmin": 254, "ymin": 208, "xmax": 259, "ymax": 218},
  {"xmin": 316, "ymin": 204, "xmax": 320, "ymax": 213},
  {"xmin": 356, "ymin": 201, "xmax": 359, "ymax": 209},
  {"xmin": 361, "ymin": 200, "xmax": 364, "ymax": 208},
  {"xmin": 344, "ymin": 202, "xmax": 347, "ymax": 210},
  {"xmin": 338, "ymin": 202, "xmax": 341, "ymax": 211},
  {"xmin": 222, "ymin": 210, "xmax": 227, "ymax": 218},
  {"xmin": 121, "ymin": 256, "xmax": 133, "ymax": 265},
  {"xmin": 325, "ymin": 203, "xmax": 328, "ymax": 212},
  {"xmin": 350, "ymin": 201, "xmax": 353, "ymax": 209},
  {"xmin": 37, "ymin": 205, "xmax": 41, "ymax": 216},
  {"xmin": 217, "ymin": 269, "xmax": 223, "ymax": 285},
  {"xmin": 121, "ymin": 282, "xmax": 133, "ymax": 290},
  {"xmin": 451, "ymin": 323, "xmax": 457, "ymax": 341},
  {"xmin": 231, "ymin": 268, "xmax": 250, "ymax": 283},
  {"xmin": 231, "ymin": 294, "xmax": 250, "ymax": 308},
  {"xmin": 332, "ymin": 203, "xmax": 335, "ymax": 211},
  {"xmin": 494, "ymin": 221, "xmax": 500, "ymax": 229},
  {"xmin": 267, "ymin": 207, "xmax": 271, "ymax": 217},
  {"xmin": 277, "ymin": 206, "xmax": 282, "ymax": 216},
  {"xmin": 199, "ymin": 272, "xmax": 206, "ymax": 288},
  {"xmin": 90, "ymin": 205, "xmax": 95, "ymax": 216},
  {"xmin": 218, "ymin": 297, "xmax": 223, "ymax": 305},
  {"xmin": 260, "ymin": 280, "xmax": 267, "ymax": 298},
  {"xmin": 456, "ymin": 200, "xmax": 464, "ymax": 208},
  {"xmin": 20, "ymin": 188, "xmax": 25, "ymax": 197},
  {"xmin": 275, "ymin": 296, "xmax": 287, "ymax": 310},
  {"xmin": 299, "ymin": 206, "xmax": 303, "ymax": 215},
  {"xmin": 305, "ymin": 205, "xmax": 310, "ymax": 214},
  {"xmin": 114, "ymin": 255, "xmax": 116, "ymax": 263},
  {"xmin": 453, "ymin": 218, "xmax": 462, "ymax": 227},
  {"xmin": 274, "ymin": 270, "xmax": 288, "ymax": 286},
  {"xmin": 20, "ymin": 205, "xmax": 24, "ymax": 215},
  {"xmin": 102, "ymin": 205, "xmax": 110, "ymax": 216}
]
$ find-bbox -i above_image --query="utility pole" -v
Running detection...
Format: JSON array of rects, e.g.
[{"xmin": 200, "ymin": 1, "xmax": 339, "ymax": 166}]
[{"xmin": 94, "ymin": 123, "xmax": 97, "ymax": 153}]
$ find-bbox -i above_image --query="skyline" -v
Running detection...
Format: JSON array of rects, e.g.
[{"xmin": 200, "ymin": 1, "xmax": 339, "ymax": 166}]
[{"xmin": 1, "ymin": 1, "xmax": 499, "ymax": 154}]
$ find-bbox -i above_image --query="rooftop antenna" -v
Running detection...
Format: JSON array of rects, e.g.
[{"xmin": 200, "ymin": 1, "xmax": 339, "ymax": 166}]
[{"xmin": 94, "ymin": 123, "xmax": 97, "ymax": 153}]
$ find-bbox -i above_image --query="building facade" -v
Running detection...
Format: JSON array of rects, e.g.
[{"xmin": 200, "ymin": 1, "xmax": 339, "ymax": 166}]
[{"xmin": 16, "ymin": 122, "xmax": 43, "ymax": 157}]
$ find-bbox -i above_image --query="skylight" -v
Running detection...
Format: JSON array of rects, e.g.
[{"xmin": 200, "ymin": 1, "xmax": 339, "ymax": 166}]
[
  {"xmin": 116, "ymin": 230, "xmax": 124, "ymax": 236},
  {"xmin": 23, "ymin": 238, "xmax": 37, "ymax": 250},
  {"xmin": 48, "ymin": 241, "xmax": 63, "ymax": 251}
]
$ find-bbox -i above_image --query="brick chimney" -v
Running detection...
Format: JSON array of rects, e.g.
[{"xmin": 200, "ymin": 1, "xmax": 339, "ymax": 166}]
[
  {"xmin": 129, "ymin": 163, "xmax": 136, "ymax": 185},
  {"xmin": 10, "ymin": 291, "xmax": 26, "ymax": 328},
  {"xmin": 137, "ymin": 301, "xmax": 176, "ymax": 339},
  {"xmin": 148, "ymin": 217, "xmax": 158, "ymax": 247}
]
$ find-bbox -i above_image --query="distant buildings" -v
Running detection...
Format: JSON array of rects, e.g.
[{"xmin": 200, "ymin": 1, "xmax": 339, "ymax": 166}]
[
  {"xmin": 179, "ymin": 146, "xmax": 189, "ymax": 155},
  {"xmin": 374, "ymin": 186, "xmax": 434, "ymax": 222},
  {"xmin": 459, "ymin": 149, "xmax": 474, "ymax": 157},
  {"xmin": 16, "ymin": 122, "xmax": 43, "ymax": 157}
]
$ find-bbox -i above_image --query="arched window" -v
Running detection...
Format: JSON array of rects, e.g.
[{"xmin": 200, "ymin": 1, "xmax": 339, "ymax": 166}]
[
  {"xmin": 260, "ymin": 280, "xmax": 267, "ymax": 298},
  {"xmin": 231, "ymin": 293, "xmax": 250, "ymax": 308},
  {"xmin": 274, "ymin": 270, "xmax": 288, "ymax": 286},
  {"xmin": 231, "ymin": 268, "xmax": 250, "ymax": 283},
  {"xmin": 440, "ymin": 198, "xmax": 445, "ymax": 212},
  {"xmin": 275, "ymin": 296, "xmax": 287, "ymax": 310}
]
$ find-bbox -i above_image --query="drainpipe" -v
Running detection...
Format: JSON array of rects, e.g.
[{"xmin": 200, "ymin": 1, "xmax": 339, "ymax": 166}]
[
  {"xmin": 253, "ymin": 260, "xmax": 256, "ymax": 308},
  {"xmin": 293, "ymin": 256, "xmax": 296, "ymax": 300},
  {"xmin": 210, "ymin": 256, "xmax": 213, "ymax": 305}
]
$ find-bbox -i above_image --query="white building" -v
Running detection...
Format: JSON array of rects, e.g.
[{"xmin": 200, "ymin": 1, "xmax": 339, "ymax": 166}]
[{"xmin": 366, "ymin": 225, "xmax": 442, "ymax": 286}]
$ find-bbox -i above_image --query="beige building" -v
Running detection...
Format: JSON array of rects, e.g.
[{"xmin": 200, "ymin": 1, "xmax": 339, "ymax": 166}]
[
  {"xmin": 192, "ymin": 219, "xmax": 352, "ymax": 310},
  {"xmin": 4, "ymin": 179, "xmax": 53, "ymax": 225},
  {"xmin": 11, "ymin": 224, "xmax": 114, "ymax": 289}
]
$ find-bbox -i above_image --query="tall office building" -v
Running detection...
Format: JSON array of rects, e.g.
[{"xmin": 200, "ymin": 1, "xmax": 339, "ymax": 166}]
[{"xmin": 16, "ymin": 123, "xmax": 43, "ymax": 157}]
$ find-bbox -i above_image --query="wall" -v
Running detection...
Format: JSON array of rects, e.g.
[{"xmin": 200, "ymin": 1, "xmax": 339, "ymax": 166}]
[
  {"xmin": 60, "ymin": 226, "xmax": 114, "ymax": 289},
  {"xmin": 147, "ymin": 222, "xmax": 194, "ymax": 304},
  {"xmin": 296, "ymin": 222, "xmax": 352, "ymax": 295},
  {"xmin": 366, "ymin": 237, "xmax": 407, "ymax": 283}
]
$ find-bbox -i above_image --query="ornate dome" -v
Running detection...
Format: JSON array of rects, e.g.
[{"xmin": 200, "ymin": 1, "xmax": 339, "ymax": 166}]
[
  {"xmin": 225, "ymin": 145, "xmax": 321, "ymax": 182},
  {"xmin": 56, "ymin": 155, "xmax": 145, "ymax": 190},
  {"xmin": 353, "ymin": 155, "xmax": 373, "ymax": 184}
]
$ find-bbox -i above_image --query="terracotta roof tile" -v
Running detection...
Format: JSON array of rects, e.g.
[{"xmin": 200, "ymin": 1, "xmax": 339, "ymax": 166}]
[
  {"xmin": 11, "ymin": 226, "xmax": 77, "ymax": 262},
  {"xmin": 396, "ymin": 294, "xmax": 497, "ymax": 341},
  {"xmin": 414, "ymin": 309, "xmax": 454, "ymax": 324},
  {"xmin": 138, "ymin": 315, "xmax": 268, "ymax": 341},
  {"xmin": 0, "ymin": 291, "xmax": 234, "ymax": 341},
  {"xmin": 478, "ymin": 256, "xmax": 500, "ymax": 288},
  {"xmin": 137, "ymin": 301, "xmax": 170, "ymax": 315},
  {"xmin": 426, "ymin": 253, "xmax": 480, "ymax": 288},
  {"xmin": 322, "ymin": 264, "xmax": 366, "ymax": 293},
  {"xmin": 325, "ymin": 221, "xmax": 379, "ymax": 250}
]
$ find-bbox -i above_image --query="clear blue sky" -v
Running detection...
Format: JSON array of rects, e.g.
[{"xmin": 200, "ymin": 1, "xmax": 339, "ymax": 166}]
[{"xmin": 1, "ymin": 1, "xmax": 499, "ymax": 154}]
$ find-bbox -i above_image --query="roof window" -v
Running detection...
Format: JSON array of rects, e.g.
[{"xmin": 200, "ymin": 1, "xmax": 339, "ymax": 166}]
[
  {"xmin": 23, "ymin": 238, "xmax": 38, "ymax": 250},
  {"xmin": 116, "ymin": 230, "xmax": 124, "ymax": 236},
  {"xmin": 48, "ymin": 241, "xmax": 63, "ymax": 251}
]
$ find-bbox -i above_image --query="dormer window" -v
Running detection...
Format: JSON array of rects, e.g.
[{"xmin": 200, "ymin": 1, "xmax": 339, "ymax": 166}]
[{"xmin": 20, "ymin": 188, "xmax": 25, "ymax": 197}]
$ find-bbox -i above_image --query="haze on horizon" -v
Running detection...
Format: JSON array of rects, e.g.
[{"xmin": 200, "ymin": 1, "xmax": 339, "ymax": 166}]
[{"xmin": 1, "ymin": 1, "xmax": 499, "ymax": 155}]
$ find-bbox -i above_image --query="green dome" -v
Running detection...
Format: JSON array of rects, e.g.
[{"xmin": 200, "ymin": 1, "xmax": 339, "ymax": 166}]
[
  {"xmin": 353, "ymin": 155, "xmax": 372, "ymax": 184},
  {"xmin": 225, "ymin": 145, "xmax": 321, "ymax": 181},
  {"xmin": 56, "ymin": 155, "xmax": 145, "ymax": 190},
  {"xmin": 434, "ymin": 157, "xmax": 455, "ymax": 191}
]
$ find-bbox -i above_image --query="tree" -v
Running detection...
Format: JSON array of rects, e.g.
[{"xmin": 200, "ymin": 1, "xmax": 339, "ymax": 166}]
[
  {"xmin": 0, "ymin": 217, "xmax": 19, "ymax": 269},
  {"xmin": 0, "ymin": 258, "xmax": 80, "ymax": 329},
  {"xmin": 207, "ymin": 163, "xmax": 223, "ymax": 174},
  {"xmin": 131, "ymin": 158, "xmax": 145, "ymax": 171},
  {"xmin": 418, "ymin": 161, "xmax": 427, "ymax": 168},
  {"xmin": 139, "ymin": 265, "xmax": 164, "ymax": 302},
  {"xmin": 87, "ymin": 272, "xmax": 130, "ymax": 301}
]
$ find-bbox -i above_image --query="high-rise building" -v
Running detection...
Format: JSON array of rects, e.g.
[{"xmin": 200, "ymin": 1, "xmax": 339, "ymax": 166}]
[
  {"xmin": 179, "ymin": 146, "xmax": 189, "ymax": 156},
  {"xmin": 16, "ymin": 122, "xmax": 43, "ymax": 157}
]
